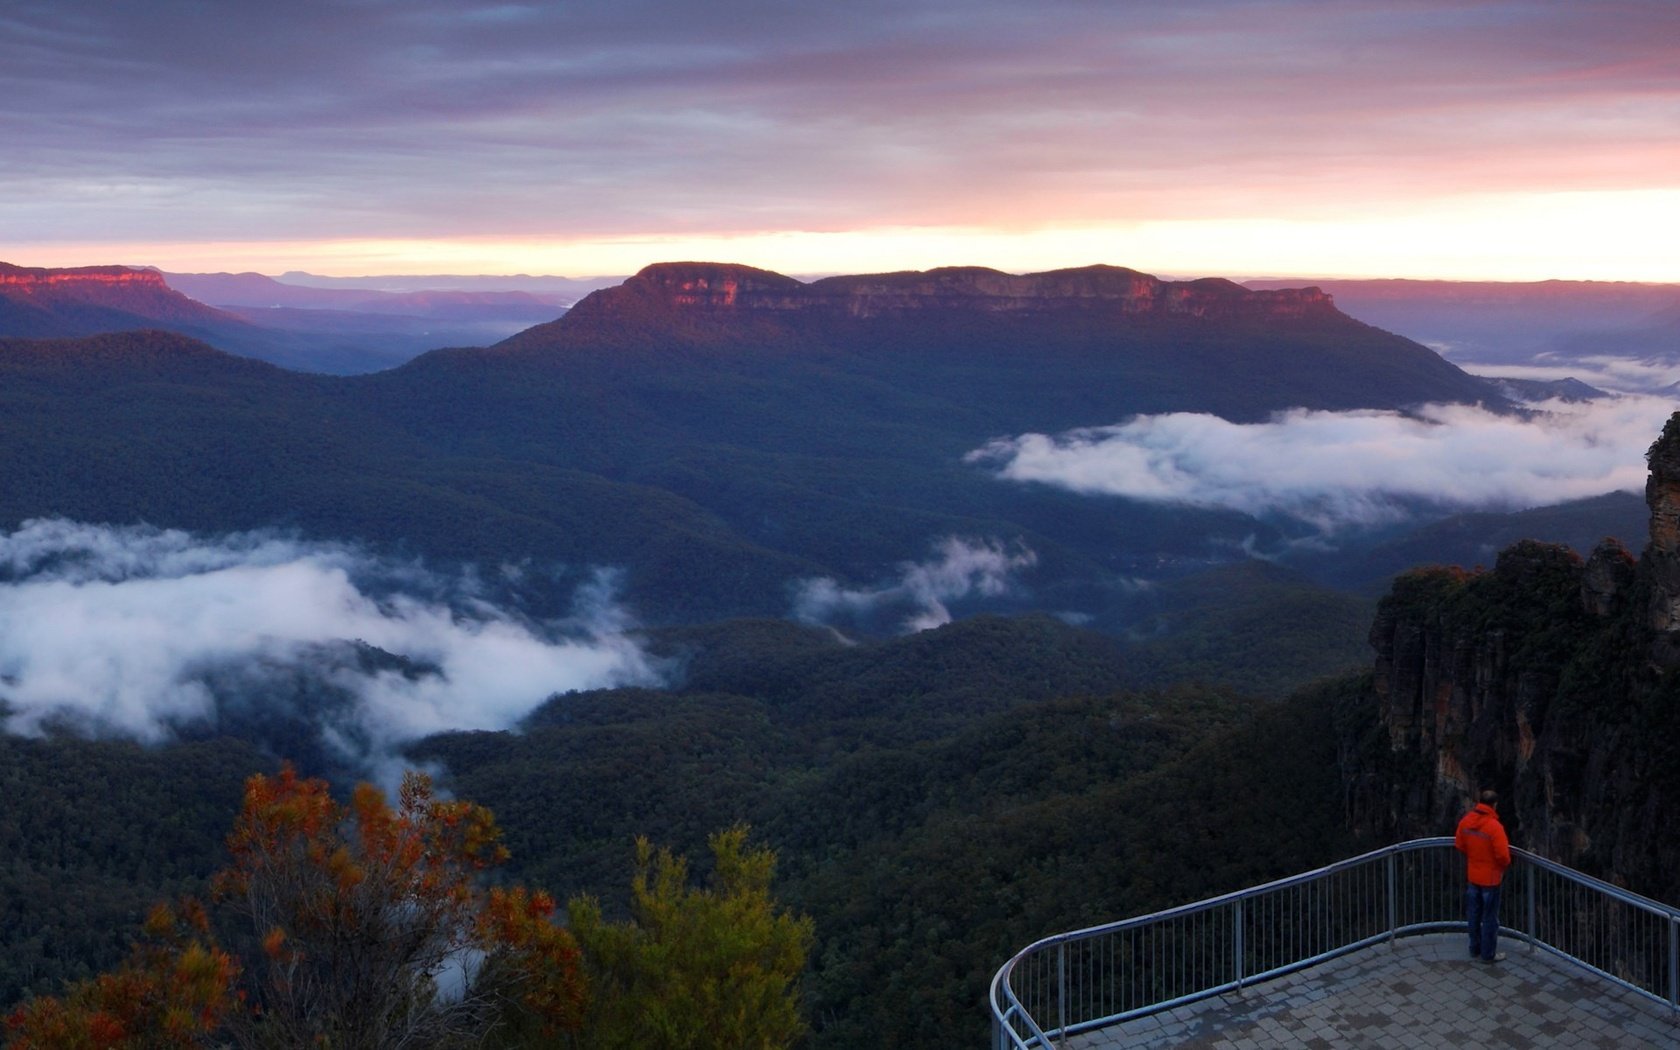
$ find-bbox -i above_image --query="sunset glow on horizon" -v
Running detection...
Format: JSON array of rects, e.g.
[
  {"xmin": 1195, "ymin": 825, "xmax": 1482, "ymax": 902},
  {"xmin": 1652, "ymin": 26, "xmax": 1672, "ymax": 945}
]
[
  {"xmin": 25, "ymin": 188, "xmax": 1680, "ymax": 285},
  {"xmin": 5, "ymin": 1, "xmax": 1678, "ymax": 283}
]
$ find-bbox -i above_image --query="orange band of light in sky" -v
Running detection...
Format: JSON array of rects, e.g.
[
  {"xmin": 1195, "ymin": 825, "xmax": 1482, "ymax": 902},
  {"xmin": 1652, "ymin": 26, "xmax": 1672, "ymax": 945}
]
[{"xmin": 5, "ymin": 2, "xmax": 1678, "ymax": 281}]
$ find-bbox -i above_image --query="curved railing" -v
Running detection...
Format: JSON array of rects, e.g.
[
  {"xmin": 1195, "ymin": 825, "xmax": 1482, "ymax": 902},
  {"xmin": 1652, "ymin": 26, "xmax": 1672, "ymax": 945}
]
[{"xmin": 990, "ymin": 838, "xmax": 1680, "ymax": 1049}]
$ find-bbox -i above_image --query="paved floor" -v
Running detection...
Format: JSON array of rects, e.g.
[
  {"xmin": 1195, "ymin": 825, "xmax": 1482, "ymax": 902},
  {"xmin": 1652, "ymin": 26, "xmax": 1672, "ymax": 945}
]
[{"xmin": 1069, "ymin": 934, "xmax": 1678, "ymax": 1049}]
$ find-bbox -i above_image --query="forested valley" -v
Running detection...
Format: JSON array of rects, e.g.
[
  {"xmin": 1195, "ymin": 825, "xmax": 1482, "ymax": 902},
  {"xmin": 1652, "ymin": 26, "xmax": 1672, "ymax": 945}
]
[
  {"xmin": 3, "ymin": 609, "xmax": 1375, "ymax": 1048},
  {"xmin": 1, "ymin": 267, "xmax": 1655, "ymax": 1047}
]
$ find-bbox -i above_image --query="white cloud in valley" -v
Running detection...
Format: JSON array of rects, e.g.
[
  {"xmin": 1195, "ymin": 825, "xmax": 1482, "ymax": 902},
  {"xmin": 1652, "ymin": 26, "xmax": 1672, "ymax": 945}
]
[
  {"xmin": 967, "ymin": 397, "xmax": 1677, "ymax": 531},
  {"xmin": 0, "ymin": 520, "xmax": 658, "ymax": 766},
  {"xmin": 793, "ymin": 536, "xmax": 1038, "ymax": 633},
  {"xmin": 1466, "ymin": 357, "xmax": 1680, "ymax": 396}
]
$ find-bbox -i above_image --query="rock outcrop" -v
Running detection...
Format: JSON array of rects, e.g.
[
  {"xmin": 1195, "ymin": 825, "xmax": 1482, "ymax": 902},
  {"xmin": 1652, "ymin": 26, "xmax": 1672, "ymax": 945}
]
[
  {"xmin": 1345, "ymin": 411, "xmax": 1680, "ymax": 903},
  {"xmin": 1643, "ymin": 414, "xmax": 1680, "ymax": 664},
  {"xmin": 1581, "ymin": 537, "xmax": 1636, "ymax": 618},
  {"xmin": 568, "ymin": 261, "xmax": 1339, "ymax": 324},
  {"xmin": 0, "ymin": 261, "xmax": 241, "ymax": 334},
  {"xmin": 492, "ymin": 258, "xmax": 1504, "ymax": 427},
  {"xmin": 0, "ymin": 262, "xmax": 170, "ymax": 292}
]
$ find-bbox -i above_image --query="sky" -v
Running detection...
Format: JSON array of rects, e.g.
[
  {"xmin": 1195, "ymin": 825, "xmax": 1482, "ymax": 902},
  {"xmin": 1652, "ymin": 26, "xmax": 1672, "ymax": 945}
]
[{"xmin": 3, "ymin": 0, "xmax": 1678, "ymax": 281}]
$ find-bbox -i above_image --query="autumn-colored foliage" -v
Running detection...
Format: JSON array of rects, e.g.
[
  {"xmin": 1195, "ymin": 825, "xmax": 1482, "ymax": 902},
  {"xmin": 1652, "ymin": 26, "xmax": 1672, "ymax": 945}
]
[
  {"xmin": 3, "ymin": 766, "xmax": 812, "ymax": 1050},
  {"xmin": 213, "ymin": 764, "xmax": 581, "ymax": 1048},
  {"xmin": 479, "ymin": 887, "xmax": 588, "ymax": 1035},
  {"xmin": 3, "ymin": 900, "xmax": 237, "ymax": 1049},
  {"xmin": 4, "ymin": 764, "xmax": 583, "ymax": 1050}
]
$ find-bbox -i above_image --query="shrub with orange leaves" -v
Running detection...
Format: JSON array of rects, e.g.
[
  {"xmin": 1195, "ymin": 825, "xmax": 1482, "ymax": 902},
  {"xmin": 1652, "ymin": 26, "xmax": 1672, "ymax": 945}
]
[
  {"xmin": 211, "ymin": 764, "xmax": 582, "ymax": 1049},
  {"xmin": 4, "ymin": 764, "xmax": 583, "ymax": 1050},
  {"xmin": 3, "ymin": 900, "xmax": 238, "ymax": 1050}
]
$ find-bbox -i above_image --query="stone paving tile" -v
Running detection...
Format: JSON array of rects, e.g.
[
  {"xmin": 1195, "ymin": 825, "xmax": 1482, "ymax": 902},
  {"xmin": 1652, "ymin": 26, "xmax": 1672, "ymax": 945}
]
[{"xmin": 1066, "ymin": 934, "xmax": 1678, "ymax": 1049}]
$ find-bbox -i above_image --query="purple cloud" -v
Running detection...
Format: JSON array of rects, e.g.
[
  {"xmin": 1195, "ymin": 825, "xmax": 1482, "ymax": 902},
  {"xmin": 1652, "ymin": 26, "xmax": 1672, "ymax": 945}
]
[{"xmin": 2, "ymin": 1, "xmax": 1675, "ymax": 254}]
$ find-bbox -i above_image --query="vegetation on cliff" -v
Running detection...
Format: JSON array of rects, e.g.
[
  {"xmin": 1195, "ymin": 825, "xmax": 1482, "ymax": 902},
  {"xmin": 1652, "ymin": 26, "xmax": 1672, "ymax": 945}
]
[
  {"xmin": 1, "ymin": 273, "xmax": 1497, "ymax": 628},
  {"xmin": 1348, "ymin": 412, "xmax": 1680, "ymax": 906},
  {"xmin": 1, "ymin": 611, "xmax": 1366, "ymax": 1049},
  {"xmin": 4, "ymin": 768, "xmax": 808, "ymax": 1050}
]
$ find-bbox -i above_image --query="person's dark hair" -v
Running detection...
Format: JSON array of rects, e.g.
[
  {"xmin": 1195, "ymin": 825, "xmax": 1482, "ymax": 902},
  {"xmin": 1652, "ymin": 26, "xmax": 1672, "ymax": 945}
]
[{"xmin": 1480, "ymin": 788, "xmax": 1499, "ymax": 806}]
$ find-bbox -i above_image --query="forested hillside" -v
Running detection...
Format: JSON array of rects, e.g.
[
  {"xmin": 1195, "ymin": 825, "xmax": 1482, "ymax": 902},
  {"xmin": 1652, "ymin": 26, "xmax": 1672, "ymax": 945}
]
[
  {"xmin": 1, "ymin": 263, "xmax": 1629, "ymax": 1049},
  {"xmin": 1344, "ymin": 411, "xmax": 1680, "ymax": 907},
  {"xmin": 0, "ymin": 261, "xmax": 1507, "ymax": 629},
  {"xmin": 1, "ymin": 612, "xmax": 1368, "ymax": 1047}
]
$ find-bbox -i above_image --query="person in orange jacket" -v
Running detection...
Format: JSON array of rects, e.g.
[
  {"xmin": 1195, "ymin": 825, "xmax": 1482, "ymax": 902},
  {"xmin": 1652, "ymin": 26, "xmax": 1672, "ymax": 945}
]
[{"xmin": 1455, "ymin": 788, "xmax": 1512, "ymax": 962}]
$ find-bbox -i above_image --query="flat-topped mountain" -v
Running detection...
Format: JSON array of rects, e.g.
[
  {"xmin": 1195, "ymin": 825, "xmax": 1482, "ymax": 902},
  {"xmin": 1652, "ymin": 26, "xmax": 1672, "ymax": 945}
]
[
  {"xmin": 0, "ymin": 263, "xmax": 572, "ymax": 374},
  {"xmin": 0, "ymin": 261, "xmax": 247, "ymax": 338},
  {"xmin": 489, "ymin": 262, "xmax": 1499, "ymax": 430},
  {"xmin": 1, "ymin": 261, "xmax": 173, "ymax": 298},
  {"xmin": 1, "ymin": 261, "xmax": 1512, "ymax": 625},
  {"xmin": 560, "ymin": 262, "xmax": 1337, "ymax": 322}
]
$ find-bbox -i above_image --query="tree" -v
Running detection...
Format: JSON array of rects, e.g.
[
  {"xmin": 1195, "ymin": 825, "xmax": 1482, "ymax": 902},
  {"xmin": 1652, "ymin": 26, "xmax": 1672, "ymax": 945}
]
[
  {"xmin": 213, "ymin": 765, "xmax": 582, "ymax": 1048},
  {"xmin": 3, "ymin": 900, "xmax": 237, "ymax": 1050},
  {"xmin": 4, "ymin": 764, "xmax": 584, "ymax": 1050},
  {"xmin": 564, "ymin": 825, "xmax": 812, "ymax": 1050}
]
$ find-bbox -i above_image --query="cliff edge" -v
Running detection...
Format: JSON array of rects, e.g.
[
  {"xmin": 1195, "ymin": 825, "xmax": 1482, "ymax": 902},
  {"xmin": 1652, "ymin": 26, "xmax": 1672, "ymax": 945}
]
[
  {"xmin": 1344, "ymin": 411, "xmax": 1680, "ymax": 902},
  {"xmin": 0, "ymin": 261, "xmax": 244, "ymax": 337},
  {"xmin": 561, "ymin": 261, "xmax": 1339, "ymax": 324}
]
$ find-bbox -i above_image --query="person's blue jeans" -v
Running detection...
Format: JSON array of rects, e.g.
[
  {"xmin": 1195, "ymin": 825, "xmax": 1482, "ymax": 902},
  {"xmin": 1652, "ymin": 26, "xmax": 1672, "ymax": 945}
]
[{"xmin": 1467, "ymin": 883, "xmax": 1502, "ymax": 959}]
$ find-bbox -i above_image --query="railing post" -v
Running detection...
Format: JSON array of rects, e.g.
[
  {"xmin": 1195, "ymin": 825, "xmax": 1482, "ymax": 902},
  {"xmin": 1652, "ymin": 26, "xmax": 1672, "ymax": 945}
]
[
  {"xmin": 991, "ymin": 840, "xmax": 1680, "ymax": 1042},
  {"xmin": 1057, "ymin": 941, "xmax": 1068, "ymax": 1050},
  {"xmin": 1525, "ymin": 860, "xmax": 1537, "ymax": 952},
  {"xmin": 1385, "ymin": 850, "xmax": 1397, "ymax": 943},
  {"xmin": 1234, "ymin": 897, "xmax": 1246, "ymax": 991},
  {"xmin": 1668, "ymin": 914, "xmax": 1678, "ymax": 1011}
]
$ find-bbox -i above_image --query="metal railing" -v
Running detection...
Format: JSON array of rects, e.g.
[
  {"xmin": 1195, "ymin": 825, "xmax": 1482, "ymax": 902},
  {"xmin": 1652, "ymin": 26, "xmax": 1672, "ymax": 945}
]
[{"xmin": 990, "ymin": 838, "xmax": 1680, "ymax": 1049}]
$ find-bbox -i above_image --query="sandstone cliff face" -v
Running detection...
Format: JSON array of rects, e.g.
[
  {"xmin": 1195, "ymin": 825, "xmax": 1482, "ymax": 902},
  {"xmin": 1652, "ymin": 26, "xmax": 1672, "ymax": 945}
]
[
  {"xmin": 495, "ymin": 258, "xmax": 1502, "ymax": 425},
  {"xmin": 0, "ymin": 262, "xmax": 175, "ymax": 301},
  {"xmin": 569, "ymin": 261, "xmax": 1339, "ymax": 324},
  {"xmin": 0, "ymin": 262, "xmax": 160, "ymax": 284},
  {"xmin": 0, "ymin": 262, "xmax": 230, "ymax": 327},
  {"xmin": 1643, "ymin": 414, "xmax": 1680, "ymax": 662},
  {"xmin": 1346, "ymin": 412, "xmax": 1680, "ymax": 902}
]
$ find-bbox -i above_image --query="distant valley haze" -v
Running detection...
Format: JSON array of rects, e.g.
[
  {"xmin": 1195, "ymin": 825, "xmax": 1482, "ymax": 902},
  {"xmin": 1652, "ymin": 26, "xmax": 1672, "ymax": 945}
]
[{"xmin": 0, "ymin": 257, "xmax": 1671, "ymax": 640}]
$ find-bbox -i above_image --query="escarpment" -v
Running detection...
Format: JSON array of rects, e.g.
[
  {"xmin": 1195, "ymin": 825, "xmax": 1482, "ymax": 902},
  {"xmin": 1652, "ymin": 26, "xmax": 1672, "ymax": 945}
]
[
  {"xmin": 1643, "ymin": 414, "xmax": 1680, "ymax": 664},
  {"xmin": 1344, "ymin": 411, "xmax": 1680, "ymax": 903},
  {"xmin": 0, "ymin": 262, "xmax": 172, "ymax": 292},
  {"xmin": 564, "ymin": 261, "xmax": 1340, "ymax": 324},
  {"xmin": 0, "ymin": 261, "xmax": 244, "ymax": 334},
  {"xmin": 0, "ymin": 262, "xmax": 185, "ymax": 312},
  {"xmin": 486, "ymin": 260, "xmax": 1500, "ymax": 423}
]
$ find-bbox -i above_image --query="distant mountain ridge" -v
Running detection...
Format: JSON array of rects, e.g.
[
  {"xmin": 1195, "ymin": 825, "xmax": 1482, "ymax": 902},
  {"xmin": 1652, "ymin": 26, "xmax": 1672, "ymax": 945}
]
[
  {"xmin": 1244, "ymin": 276, "xmax": 1680, "ymax": 391},
  {"xmin": 0, "ymin": 262, "xmax": 584, "ymax": 374},
  {"xmin": 0, "ymin": 261, "xmax": 251, "ymax": 339},
  {"xmin": 276, "ymin": 270, "xmax": 619, "ymax": 298},
  {"xmin": 493, "ymin": 261, "xmax": 1500, "ymax": 430},
  {"xmin": 0, "ymin": 260, "xmax": 1519, "ymax": 626},
  {"xmin": 162, "ymin": 270, "xmax": 570, "ymax": 319},
  {"xmin": 563, "ymin": 262, "xmax": 1338, "ymax": 322}
]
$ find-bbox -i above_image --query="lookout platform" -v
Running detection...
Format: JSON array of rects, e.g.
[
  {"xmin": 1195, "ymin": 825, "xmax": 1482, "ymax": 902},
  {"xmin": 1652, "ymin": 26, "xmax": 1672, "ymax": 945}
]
[
  {"xmin": 992, "ymin": 840, "xmax": 1680, "ymax": 1050},
  {"xmin": 1070, "ymin": 933, "xmax": 1675, "ymax": 1049}
]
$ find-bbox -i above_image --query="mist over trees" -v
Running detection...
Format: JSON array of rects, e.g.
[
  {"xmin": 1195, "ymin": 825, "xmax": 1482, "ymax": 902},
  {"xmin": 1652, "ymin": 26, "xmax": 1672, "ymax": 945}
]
[
  {"xmin": 4, "ymin": 767, "xmax": 810, "ymax": 1050},
  {"xmin": 3, "ymin": 272, "xmax": 1663, "ymax": 1048},
  {"xmin": 2, "ymin": 611, "xmax": 1369, "ymax": 1049}
]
